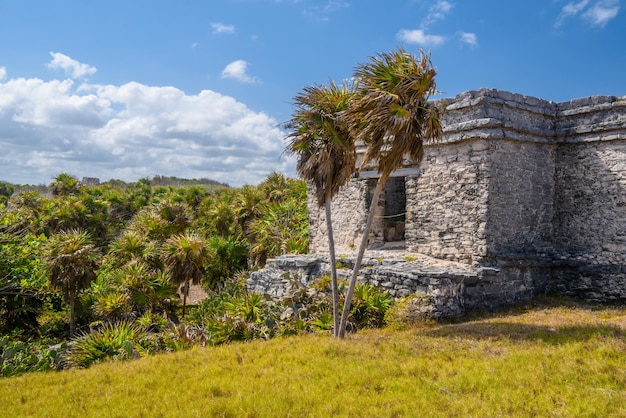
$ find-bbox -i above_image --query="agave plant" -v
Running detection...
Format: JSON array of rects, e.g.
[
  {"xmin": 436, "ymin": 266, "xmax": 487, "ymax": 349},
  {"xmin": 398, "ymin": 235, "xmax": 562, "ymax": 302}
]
[
  {"xmin": 63, "ymin": 320, "xmax": 150, "ymax": 368},
  {"xmin": 349, "ymin": 283, "xmax": 393, "ymax": 329}
]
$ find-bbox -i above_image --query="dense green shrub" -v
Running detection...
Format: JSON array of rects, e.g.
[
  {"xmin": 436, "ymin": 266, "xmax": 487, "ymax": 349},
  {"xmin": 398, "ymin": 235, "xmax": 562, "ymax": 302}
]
[
  {"xmin": 184, "ymin": 278, "xmax": 280, "ymax": 346},
  {"xmin": 204, "ymin": 235, "xmax": 249, "ymax": 290},
  {"xmin": 279, "ymin": 276, "xmax": 335, "ymax": 334},
  {"xmin": 0, "ymin": 336, "xmax": 64, "ymax": 377},
  {"xmin": 0, "ymin": 173, "xmax": 319, "ymax": 374},
  {"xmin": 279, "ymin": 276, "xmax": 393, "ymax": 334}
]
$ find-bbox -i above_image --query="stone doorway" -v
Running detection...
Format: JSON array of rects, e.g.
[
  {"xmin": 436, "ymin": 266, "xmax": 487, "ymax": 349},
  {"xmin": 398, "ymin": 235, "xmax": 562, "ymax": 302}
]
[{"xmin": 382, "ymin": 177, "xmax": 406, "ymax": 243}]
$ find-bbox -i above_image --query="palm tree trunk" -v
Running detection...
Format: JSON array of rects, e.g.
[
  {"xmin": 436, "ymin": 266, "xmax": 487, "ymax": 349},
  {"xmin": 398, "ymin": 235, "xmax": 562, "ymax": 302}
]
[
  {"xmin": 182, "ymin": 285, "xmax": 188, "ymax": 318},
  {"xmin": 69, "ymin": 296, "xmax": 75, "ymax": 337},
  {"xmin": 338, "ymin": 179, "xmax": 383, "ymax": 338},
  {"xmin": 325, "ymin": 190, "xmax": 340, "ymax": 337}
]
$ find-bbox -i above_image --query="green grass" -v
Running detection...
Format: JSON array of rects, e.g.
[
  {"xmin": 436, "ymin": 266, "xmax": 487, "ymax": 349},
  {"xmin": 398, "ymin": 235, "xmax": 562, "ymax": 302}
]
[{"xmin": 2, "ymin": 296, "xmax": 625, "ymax": 417}]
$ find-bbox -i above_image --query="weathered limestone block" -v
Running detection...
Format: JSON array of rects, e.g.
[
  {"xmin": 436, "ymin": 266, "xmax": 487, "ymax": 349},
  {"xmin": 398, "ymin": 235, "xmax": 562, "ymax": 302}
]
[
  {"xmin": 484, "ymin": 140, "xmax": 555, "ymax": 259},
  {"xmin": 555, "ymin": 141, "xmax": 626, "ymax": 264},
  {"xmin": 247, "ymin": 255, "xmax": 329, "ymax": 299},
  {"xmin": 406, "ymin": 140, "xmax": 490, "ymax": 264}
]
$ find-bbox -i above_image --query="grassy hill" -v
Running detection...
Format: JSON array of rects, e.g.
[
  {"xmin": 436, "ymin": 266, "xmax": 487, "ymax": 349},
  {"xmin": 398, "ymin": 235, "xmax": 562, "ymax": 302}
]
[{"xmin": 1, "ymin": 296, "xmax": 625, "ymax": 417}]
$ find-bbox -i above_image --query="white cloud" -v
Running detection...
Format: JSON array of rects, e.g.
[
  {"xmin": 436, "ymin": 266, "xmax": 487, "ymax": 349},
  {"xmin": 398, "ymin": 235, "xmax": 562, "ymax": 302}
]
[
  {"xmin": 0, "ymin": 67, "xmax": 5, "ymax": 81},
  {"xmin": 397, "ymin": 1, "xmax": 458, "ymax": 48},
  {"xmin": 302, "ymin": 0, "xmax": 349, "ymax": 21},
  {"xmin": 397, "ymin": 29, "xmax": 446, "ymax": 47},
  {"xmin": 47, "ymin": 52, "xmax": 97, "ymax": 79},
  {"xmin": 555, "ymin": 0, "xmax": 590, "ymax": 26},
  {"xmin": 564, "ymin": 0, "xmax": 591, "ymax": 16},
  {"xmin": 221, "ymin": 60, "xmax": 258, "ymax": 84},
  {"xmin": 211, "ymin": 22, "xmax": 235, "ymax": 34},
  {"xmin": 422, "ymin": 0, "xmax": 453, "ymax": 29},
  {"xmin": 459, "ymin": 31, "xmax": 478, "ymax": 47},
  {"xmin": 583, "ymin": 0, "xmax": 620, "ymax": 27},
  {"xmin": 555, "ymin": 0, "xmax": 619, "ymax": 27},
  {"xmin": 0, "ymin": 61, "xmax": 292, "ymax": 187},
  {"xmin": 324, "ymin": 0, "xmax": 350, "ymax": 12}
]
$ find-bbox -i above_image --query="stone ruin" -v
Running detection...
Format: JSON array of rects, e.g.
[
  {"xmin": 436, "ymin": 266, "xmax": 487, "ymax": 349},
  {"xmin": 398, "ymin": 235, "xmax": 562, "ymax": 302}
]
[{"xmin": 248, "ymin": 88, "xmax": 626, "ymax": 318}]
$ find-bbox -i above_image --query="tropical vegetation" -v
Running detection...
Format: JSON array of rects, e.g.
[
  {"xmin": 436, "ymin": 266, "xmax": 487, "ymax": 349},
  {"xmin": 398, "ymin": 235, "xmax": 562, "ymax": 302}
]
[{"xmin": 1, "ymin": 171, "xmax": 393, "ymax": 377}]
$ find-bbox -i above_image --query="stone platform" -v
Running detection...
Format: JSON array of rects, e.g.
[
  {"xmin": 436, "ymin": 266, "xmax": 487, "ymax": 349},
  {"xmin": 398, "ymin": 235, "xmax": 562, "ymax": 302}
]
[{"xmin": 247, "ymin": 244, "xmax": 554, "ymax": 319}]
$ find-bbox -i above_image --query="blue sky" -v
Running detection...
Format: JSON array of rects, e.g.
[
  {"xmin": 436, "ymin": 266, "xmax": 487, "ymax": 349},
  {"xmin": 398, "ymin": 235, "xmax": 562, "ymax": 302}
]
[{"xmin": 0, "ymin": 0, "xmax": 624, "ymax": 186}]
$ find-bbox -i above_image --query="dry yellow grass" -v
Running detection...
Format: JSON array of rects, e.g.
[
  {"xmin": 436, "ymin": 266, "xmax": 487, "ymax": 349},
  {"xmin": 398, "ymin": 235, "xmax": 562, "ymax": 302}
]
[{"xmin": 1, "ymin": 296, "xmax": 625, "ymax": 417}]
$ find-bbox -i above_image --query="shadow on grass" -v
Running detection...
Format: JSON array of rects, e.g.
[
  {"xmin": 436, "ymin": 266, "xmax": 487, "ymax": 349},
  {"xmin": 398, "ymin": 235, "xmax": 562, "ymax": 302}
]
[
  {"xmin": 423, "ymin": 295, "xmax": 626, "ymax": 345},
  {"xmin": 425, "ymin": 321, "xmax": 624, "ymax": 345}
]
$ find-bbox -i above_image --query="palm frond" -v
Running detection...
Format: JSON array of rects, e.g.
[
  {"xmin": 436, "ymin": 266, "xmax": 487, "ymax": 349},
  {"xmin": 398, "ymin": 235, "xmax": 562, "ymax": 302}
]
[
  {"xmin": 285, "ymin": 80, "xmax": 358, "ymax": 206},
  {"xmin": 347, "ymin": 48, "xmax": 442, "ymax": 182}
]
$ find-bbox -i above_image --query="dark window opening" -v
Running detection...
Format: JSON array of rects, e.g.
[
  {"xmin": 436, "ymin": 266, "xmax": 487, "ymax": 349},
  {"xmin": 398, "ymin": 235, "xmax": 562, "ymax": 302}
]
[{"xmin": 383, "ymin": 177, "xmax": 406, "ymax": 242}]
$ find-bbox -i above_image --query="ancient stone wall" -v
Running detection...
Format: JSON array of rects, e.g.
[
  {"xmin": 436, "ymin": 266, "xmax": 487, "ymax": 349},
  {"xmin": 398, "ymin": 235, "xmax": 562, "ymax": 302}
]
[
  {"xmin": 553, "ymin": 96, "xmax": 626, "ymax": 262},
  {"xmin": 311, "ymin": 90, "xmax": 563, "ymax": 262},
  {"xmin": 550, "ymin": 96, "xmax": 626, "ymax": 301},
  {"xmin": 484, "ymin": 140, "xmax": 555, "ymax": 261},
  {"xmin": 405, "ymin": 140, "xmax": 490, "ymax": 264},
  {"xmin": 554, "ymin": 141, "xmax": 626, "ymax": 261},
  {"xmin": 307, "ymin": 177, "xmax": 371, "ymax": 254}
]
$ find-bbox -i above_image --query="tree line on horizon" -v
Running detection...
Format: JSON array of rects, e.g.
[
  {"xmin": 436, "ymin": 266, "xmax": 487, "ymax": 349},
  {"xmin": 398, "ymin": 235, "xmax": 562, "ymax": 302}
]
[{"xmin": 0, "ymin": 174, "xmax": 229, "ymax": 202}]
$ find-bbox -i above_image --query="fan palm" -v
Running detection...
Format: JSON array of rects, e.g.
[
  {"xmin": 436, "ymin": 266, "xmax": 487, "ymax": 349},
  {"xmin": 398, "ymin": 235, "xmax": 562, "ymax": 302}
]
[
  {"xmin": 285, "ymin": 80, "xmax": 357, "ymax": 337},
  {"xmin": 44, "ymin": 229, "xmax": 100, "ymax": 335},
  {"xmin": 234, "ymin": 185, "xmax": 265, "ymax": 238},
  {"xmin": 338, "ymin": 49, "xmax": 443, "ymax": 337},
  {"xmin": 49, "ymin": 172, "xmax": 81, "ymax": 197},
  {"xmin": 109, "ymin": 230, "xmax": 147, "ymax": 265},
  {"xmin": 161, "ymin": 231, "xmax": 210, "ymax": 317},
  {"xmin": 155, "ymin": 201, "xmax": 193, "ymax": 237},
  {"xmin": 129, "ymin": 201, "xmax": 193, "ymax": 242}
]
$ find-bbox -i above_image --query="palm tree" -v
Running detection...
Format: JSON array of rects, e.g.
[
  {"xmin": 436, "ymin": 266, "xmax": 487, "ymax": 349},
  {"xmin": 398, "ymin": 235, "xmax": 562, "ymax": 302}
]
[
  {"xmin": 285, "ymin": 80, "xmax": 357, "ymax": 337},
  {"xmin": 201, "ymin": 191, "xmax": 237, "ymax": 237},
  {"xmin": 109, "ymin": 230, "xmax": 148, "ymax": 265},
  {"xmin": 161, "ymin": 231, "xmax": 210, "ymax": 317},
  {"xmin": 338, "ymin": 49, "xmax": 443, "ymax": 337},
  {"xmin": 155, "ymin": 201, "xmax": 193, "ymax": 237},
  {"xmin": 128, "ymin": 201, "xmax": 193, "ymax": 242},
  {"xmin": 234, "ymin": 185, "xmax": 265, "ymax": 238},
  {"xmin": 44, "ymin": 229, "xmax": 100, "ymax": 335},
  {"xmin": 248, "ymin": 199, "xmax": 309, "ymax": 264},
  {"xmin": 49, "ymin": 173, "xmax": 81, "ymax": 197}
]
